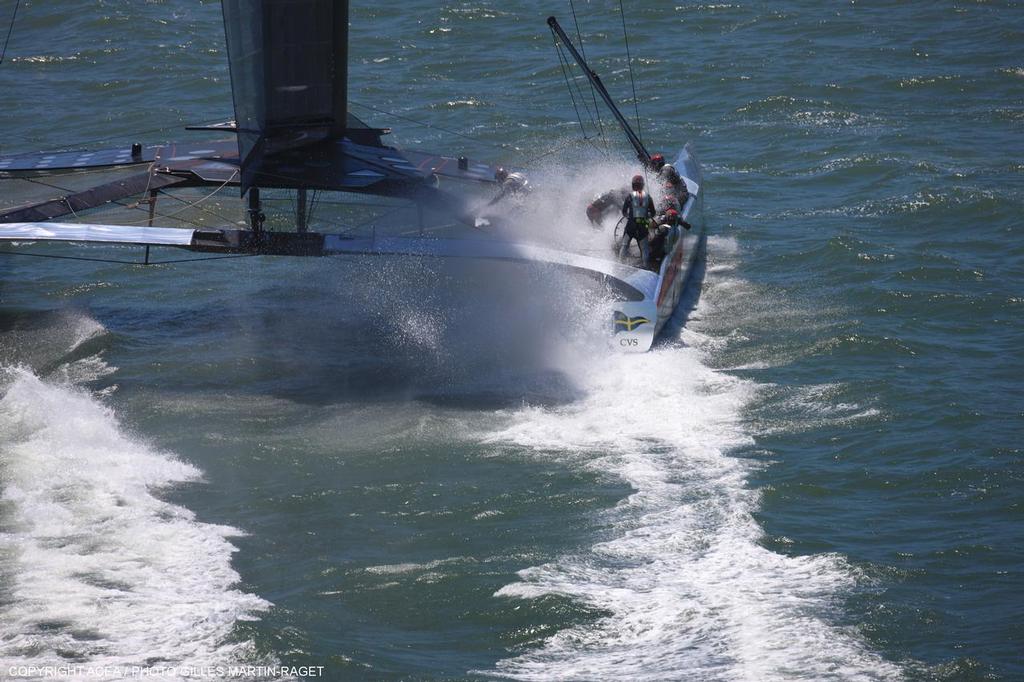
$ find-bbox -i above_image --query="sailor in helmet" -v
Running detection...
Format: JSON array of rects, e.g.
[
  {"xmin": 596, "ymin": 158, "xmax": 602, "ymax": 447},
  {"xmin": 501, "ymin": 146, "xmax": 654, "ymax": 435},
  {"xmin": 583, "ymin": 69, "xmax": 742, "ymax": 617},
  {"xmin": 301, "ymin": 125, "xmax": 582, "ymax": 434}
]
[
  {"xmin": 488, "ymin": 166, "xmax": 529, "ymax": 205},
  {"xmin": 647, "ymin": 208, "xmax": 680, "ymax": 270},
  {"xmin": 649, "ymin": 152, "xmax": 666, "ymax": 173},
  {"xmin": 658, "ymin": 162, "xmax": 689, "ymax": 206},
  {"xmin": 586, "ymin": 187, "xmax": 629, "ymax": 226},
  {"xmin": 658, "ymin": 184, "xmax": 681, "ymax": 216},
  {"xmin": 620, "ymin": 173, "xmax": 656, "ymax": 266},
  {"xmin": 495, "ymin": 166, "xmax": 528, "ymax": 193}
]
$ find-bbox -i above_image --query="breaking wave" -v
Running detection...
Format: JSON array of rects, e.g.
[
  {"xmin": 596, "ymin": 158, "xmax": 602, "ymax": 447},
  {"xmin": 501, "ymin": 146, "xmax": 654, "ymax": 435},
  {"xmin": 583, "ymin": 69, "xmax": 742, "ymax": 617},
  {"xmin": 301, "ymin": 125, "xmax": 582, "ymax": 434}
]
[{"xmin": 0, "ymin": 320, "xmax": 269, "ymax": 672}]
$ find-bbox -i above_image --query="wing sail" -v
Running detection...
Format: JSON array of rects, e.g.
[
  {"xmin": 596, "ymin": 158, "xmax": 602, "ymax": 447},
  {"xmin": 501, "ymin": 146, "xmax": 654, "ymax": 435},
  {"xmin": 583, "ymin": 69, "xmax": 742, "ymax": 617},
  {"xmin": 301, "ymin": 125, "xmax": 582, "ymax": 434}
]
[{"xmin": 221, "ymin": 0, "xmax": 349, "ymax": 194}]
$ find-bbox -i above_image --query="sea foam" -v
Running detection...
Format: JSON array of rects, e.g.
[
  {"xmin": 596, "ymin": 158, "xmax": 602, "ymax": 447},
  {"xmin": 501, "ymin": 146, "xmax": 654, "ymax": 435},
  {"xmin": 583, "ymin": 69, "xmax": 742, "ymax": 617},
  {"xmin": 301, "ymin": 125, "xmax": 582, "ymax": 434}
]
[
  {"xmin": 483, "ymin": 242, "xmax": 902, "ymax": 681},
  {"xmin": 0, "ymin": 368, "xmax": 269, "ymax": 671}
]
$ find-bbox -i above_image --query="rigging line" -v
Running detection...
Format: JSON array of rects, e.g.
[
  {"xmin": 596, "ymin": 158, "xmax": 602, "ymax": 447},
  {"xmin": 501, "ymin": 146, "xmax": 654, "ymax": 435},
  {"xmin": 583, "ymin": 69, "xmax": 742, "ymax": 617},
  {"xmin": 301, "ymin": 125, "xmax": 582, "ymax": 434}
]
[
  {"xmin": 230, "ymin": 187, "xmax": 328, "ymax": 227},
  {"xmin": 554, "ymin": 16, "xmax": 601, "ymax": 133},
  {"xmin": 305, "ymin": 200, "xmax": 411, "ymax": 238},
  {"xmin": 519, "ymin": 135, "xmax": 589, "ymax": 167},
  {"xmin": 568, "ymin": 0, "xmax": 605, "ymax": 140},
  {"xmin": 618, "ymin": 0, "xmax": 646, "ymax": 164},
  {"xmin": 140, "ymin": 253, "xmax": 261, "ymax": 265},
  {"xmin": 557, "ymin": 30, "xmax": 604, "ymax": 135},
  {"xmin": 0, "ymin": 0, "xmax": 19, "ymax": 66},
  {"xmin": 348, "ymin": 100, "xmax": 518, "ymax": 153},
  {"xmin": 347, "ymin": 204, "xmax": 410, "ymax": 234},
  {"xmin": 151, "ymin": 183, "xmax": 243, "ymax": 226},
  {"xmin": 75, "ymin": 170, "xmax": 240, "ymax": 226},
  {"xmin": 0, "ymin": 249, "xmax": 259, "ymax": 266},
  {"xmin": 19, "ymin": 175, "xmax": 160, "ymax": 220},
  {"xmin": 261, "ymin": 198, "xmax": 406, "ymax": 210},
  {"xmin": 309, "ymin": 189, "xmax": 321, "ymax": 226},
  {"xmin": 253, "ymin": 186, "xmax": 309, "ymax": 225},
  {"xmin": 563, "ymin": 40, "xmax": 602, "ymax": 133},
  {"xmin": 18, "ymin": 175, "xmax": 216, "ymax": 230},
  {"xmin": 63, "ymin": 196, "xmax": 81, "ymax": 221},
  {"xmin": 116, "ymin": 160, "xmax": 158, "ymax": 214},
  {"xmin": 552, "ymin": 29, "xmax": 590, "ymax": 139},
  {"xmin": 118, "ymin": 171, "xmax": 238, "ymax": 225}
]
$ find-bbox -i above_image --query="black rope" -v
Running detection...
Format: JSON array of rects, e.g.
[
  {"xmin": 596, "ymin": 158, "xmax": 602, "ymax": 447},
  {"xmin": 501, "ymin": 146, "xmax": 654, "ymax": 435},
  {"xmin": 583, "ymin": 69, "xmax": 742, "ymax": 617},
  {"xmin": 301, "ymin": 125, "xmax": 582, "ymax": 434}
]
[
  {"xmin": 349, "ymin": 100, "xmax": 517, "ymax": 153},
  {"xmin": 563, "ymin": 41, "xmax": 601, "ymax": 134},
  {"xmin": 519, "ymin": 136, "xmax": 589, "ymax": 167},
  {"xmin": 152, "ymin": 185, "xmax": 241, "ymax": 226},
  {"xmin": 618, "ymin": 0, "xmax": 645, "ymax": 159},
  {"xmin": 0, "ymin": 0, "xmax": 19, "ymax": 66},
  {"xmin": 261, "ymin": 197, "xmax": 399, "ymax": 210},
  {"xmin": 569, "ymin": 0, "xmax": 605, "ymax": 141},
  {"xmin": 18, "ymin": 175, "xmax": 216, "ymax": 230},
  {"xmin": 142, "ymin": 253, "xmax": 260, "ymax": 265},
  {"xmin": 552, "ymin": 29, "xmax": 590, "ymax": 139},
  {"xmin": 0, "ymin": 248, "xmax": 258, "ymax": 266},
  {"xmin": 303, "ymin": 187, "xmax": 315, "ymax": 227}
]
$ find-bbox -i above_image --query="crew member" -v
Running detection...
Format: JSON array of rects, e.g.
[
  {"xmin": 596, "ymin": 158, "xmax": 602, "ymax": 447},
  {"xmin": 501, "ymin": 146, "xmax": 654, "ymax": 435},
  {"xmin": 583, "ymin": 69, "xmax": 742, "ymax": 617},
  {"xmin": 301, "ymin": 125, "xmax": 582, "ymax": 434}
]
[
  {"xmin": 587, "ymin": 188, "xmax": 629, "ymax": 225},
  {"xmin": 647, "ymin": 208, "xmax": 679, "ymax": 269},
  {"xmin": 488, "ymin": 167, "xmax": 529, "ymax": 205},
  {"xmin": 649, "ymin": 152, "xmax": 666, "ymax": 173},
  {"xmin": 659, "ymin": 163, "xmax": 689, "ymax": 205},
  {"xmin": 662, "ymin": 205, "xmax": 692, "ymax": 232},
  {"xmin": 658, "ymin": 187, "xmax": 681, "ymax": 216},
  {"xmin": 620, "ymin": 174, "xmax": 655, "ymax": 265}
]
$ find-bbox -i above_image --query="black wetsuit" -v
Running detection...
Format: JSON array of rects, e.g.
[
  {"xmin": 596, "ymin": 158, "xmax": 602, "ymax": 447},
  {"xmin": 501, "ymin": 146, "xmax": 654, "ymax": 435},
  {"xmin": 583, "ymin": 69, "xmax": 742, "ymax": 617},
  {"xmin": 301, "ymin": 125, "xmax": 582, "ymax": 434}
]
[{"xmin": 648, "ymin": 224, "xmax": 672, "ymax": 266}]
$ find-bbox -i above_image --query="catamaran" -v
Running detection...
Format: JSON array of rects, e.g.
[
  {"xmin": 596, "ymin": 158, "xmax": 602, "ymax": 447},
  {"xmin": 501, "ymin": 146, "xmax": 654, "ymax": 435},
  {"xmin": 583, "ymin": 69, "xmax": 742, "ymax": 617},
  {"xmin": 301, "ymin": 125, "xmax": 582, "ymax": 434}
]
[{"xmin": 0, "ymin": 2, "xmax": 703, "ymax": 353}]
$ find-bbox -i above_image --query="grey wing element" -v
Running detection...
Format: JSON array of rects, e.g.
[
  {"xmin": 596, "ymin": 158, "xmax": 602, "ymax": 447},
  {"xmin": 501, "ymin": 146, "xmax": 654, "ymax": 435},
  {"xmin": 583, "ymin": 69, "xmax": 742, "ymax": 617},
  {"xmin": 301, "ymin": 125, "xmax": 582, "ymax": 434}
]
[
  {"xmin": 0, "ymin": 146, "xmax": 158, "ymax": 176},
  {"xmin": 0, "ymin": 173, "xmax": 189, "ymax": 223}
]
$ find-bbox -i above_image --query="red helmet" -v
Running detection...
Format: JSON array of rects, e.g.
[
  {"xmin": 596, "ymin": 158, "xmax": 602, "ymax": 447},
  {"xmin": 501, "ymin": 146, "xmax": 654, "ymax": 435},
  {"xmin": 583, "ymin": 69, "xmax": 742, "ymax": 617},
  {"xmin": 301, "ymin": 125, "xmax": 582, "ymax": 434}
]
[
  {"xmin": 631, "ymin": 174, "xmax": 644, "ymax": 190},
  {"xmin": 666, "ymin": 208, "xmax": 679, "ymax": 219},
  {"xmin": 650, "ymin": 153, "xmax": 665, "ymax": 170}
]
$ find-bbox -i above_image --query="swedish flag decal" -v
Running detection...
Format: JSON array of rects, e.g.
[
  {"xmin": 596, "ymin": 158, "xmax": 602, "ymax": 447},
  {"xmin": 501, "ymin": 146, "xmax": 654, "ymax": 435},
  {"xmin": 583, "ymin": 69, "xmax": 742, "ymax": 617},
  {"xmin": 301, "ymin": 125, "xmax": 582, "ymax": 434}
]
[{"xmin": 613, "ymin": 311, "xmax": 650, "ymax": 333}]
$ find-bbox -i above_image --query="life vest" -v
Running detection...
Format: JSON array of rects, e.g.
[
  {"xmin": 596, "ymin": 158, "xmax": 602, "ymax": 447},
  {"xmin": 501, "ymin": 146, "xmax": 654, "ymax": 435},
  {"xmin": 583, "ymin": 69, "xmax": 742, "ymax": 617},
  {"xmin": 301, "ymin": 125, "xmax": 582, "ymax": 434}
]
[{"xmin": 630, "ymin": 191, "xmax": 650, "ymax": 226}]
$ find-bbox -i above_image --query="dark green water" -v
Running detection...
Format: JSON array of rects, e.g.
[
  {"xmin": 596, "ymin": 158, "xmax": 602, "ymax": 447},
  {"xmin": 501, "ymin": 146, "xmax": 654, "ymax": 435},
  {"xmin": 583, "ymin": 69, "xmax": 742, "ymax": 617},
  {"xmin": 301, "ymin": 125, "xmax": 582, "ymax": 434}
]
[{"xmin": 0, "ymin": 1, "xmax": 1022, "ymax": 680}]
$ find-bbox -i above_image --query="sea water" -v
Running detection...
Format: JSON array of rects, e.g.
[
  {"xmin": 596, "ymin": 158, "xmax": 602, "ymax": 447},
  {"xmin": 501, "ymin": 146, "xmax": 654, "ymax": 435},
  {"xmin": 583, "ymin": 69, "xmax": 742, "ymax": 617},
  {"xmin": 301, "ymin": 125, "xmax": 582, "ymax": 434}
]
[{"xmin": 0, "ymin": 1, "xmax": 1021, "ymax": 680}]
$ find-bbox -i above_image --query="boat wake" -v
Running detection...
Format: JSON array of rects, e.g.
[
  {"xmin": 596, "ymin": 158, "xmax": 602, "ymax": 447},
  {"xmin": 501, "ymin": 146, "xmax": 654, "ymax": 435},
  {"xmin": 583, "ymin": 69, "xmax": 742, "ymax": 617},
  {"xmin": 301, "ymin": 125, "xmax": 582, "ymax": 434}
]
[
  {"xmin": 483, "ymin": 237, "xmax": 903, "ymax": 681},
  {"xmin": 0, "ymin": 315, "xmax": 269, "ymax": 671}
]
